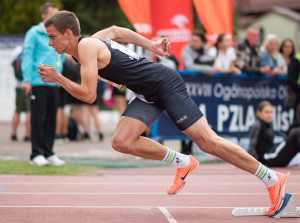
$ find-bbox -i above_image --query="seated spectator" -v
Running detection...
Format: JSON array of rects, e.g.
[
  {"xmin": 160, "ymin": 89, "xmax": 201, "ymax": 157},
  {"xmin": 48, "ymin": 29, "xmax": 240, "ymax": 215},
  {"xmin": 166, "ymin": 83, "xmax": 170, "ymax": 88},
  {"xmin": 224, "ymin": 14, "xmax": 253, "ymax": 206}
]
[
  {"xmin": 279, "ymin": 39, "xmax": 296, "ymax": 75},
  {"xmin": 181, "ymin": 31, "xmax": 215, "ymax": 75},
  {"xmin": 260, "ymin": 34, "xmax": 286, "ymax": 76},
  {"xmin": 55, "ymin": 86, "xmax": 69, "ymax": 143},
  {"xmin": 235, "ymin": 27, "xmax": 272, "ymax": 75},
  {"xmin": 210, "ymin": 33, "xmax": 241, "ymax": 74},
  {"xmin": 287, "ymin": 51, "xmax": 300, "ymax": 120},
  {"xmin": 248, "ymin": 101, "xmax": 300, "ymax": 167}
]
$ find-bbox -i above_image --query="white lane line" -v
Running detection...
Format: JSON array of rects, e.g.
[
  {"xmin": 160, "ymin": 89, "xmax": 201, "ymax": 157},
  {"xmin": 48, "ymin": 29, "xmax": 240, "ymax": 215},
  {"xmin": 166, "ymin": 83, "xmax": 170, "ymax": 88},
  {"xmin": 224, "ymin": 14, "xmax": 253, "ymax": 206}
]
[
  {"xmin": 1, "ymin": 182, "xmax": 300, "ymax": 185},
  {"xmin": 158, "ymin": 207, "xmax": 178, "ymax": 223},
  {"xmin": 0, "ymin": 206, "xmax": 234, "ymax": 209},
  {"xmin": 0, "ymin": 192, "xmax": 300, "ymax": 195}
]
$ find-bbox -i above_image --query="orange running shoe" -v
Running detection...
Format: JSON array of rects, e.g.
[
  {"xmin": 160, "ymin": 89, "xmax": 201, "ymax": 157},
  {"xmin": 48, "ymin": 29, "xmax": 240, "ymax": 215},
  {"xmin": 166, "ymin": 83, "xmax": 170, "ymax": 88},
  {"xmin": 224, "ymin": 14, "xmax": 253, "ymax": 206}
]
[
  {"xmin": 167, "ymin": 155, "xmax": 199, "ymax": 195},
  {"xmin": 267, "ymin": 172, "xmax": 288, "ymax": 216}
]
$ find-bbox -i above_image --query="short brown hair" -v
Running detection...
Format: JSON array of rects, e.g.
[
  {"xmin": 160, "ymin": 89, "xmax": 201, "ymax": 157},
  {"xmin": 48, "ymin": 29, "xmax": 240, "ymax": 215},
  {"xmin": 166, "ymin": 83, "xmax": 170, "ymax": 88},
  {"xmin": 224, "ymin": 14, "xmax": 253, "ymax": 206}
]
[
  {"xmin": 40, "ymin": 2, "xmax": 57, "ymax": 15},
  {"xmin": 192, "ymin": 31, "xmax": 207, "ymax": 43},
  {"xmin": 257, "ymin": 101, "xmax": 272, "ymax": 112},
  {"xmin": 45, "ymin": 10, "xmax": 81, "ymax": 36}
]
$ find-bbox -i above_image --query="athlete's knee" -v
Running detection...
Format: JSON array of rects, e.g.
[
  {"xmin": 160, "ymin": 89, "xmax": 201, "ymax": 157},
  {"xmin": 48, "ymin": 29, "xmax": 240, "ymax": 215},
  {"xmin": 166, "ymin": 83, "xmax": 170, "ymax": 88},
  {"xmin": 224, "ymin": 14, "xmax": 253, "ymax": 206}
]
[
  {"xmin": 111, "ymin": 134, "xmax": 132, "ymax": 154},
  {"xmin": 189, "ymin": 128, "xmax": 219, "ymax": 155},
  {"xmin": 196, "ymin": 135, "xmax": 219, "ymax": 156}
]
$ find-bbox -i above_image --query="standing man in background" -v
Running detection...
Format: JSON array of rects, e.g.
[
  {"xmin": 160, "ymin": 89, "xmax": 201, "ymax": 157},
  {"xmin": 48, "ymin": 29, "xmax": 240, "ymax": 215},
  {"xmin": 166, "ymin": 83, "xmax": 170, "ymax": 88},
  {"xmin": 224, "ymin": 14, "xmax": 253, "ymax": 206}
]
[
  {"xmin": 21, "ymin": 2, "xmax": 65, "ymax": 166},
  {"xmin": 235, "ymin": 27, "xmax": 273, "ymax": 76}
]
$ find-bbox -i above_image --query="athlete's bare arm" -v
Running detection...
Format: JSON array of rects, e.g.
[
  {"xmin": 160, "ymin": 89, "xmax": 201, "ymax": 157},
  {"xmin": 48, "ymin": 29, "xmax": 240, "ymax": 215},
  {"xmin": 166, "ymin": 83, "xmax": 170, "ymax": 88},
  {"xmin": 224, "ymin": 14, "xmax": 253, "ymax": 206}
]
[
  {"xmin": 38, "ymin": 38, "xmax": 101, "ymax": 103},
  {"xmin": 92, "ymin": 25, "xmax": 170, "ymax": 57}
]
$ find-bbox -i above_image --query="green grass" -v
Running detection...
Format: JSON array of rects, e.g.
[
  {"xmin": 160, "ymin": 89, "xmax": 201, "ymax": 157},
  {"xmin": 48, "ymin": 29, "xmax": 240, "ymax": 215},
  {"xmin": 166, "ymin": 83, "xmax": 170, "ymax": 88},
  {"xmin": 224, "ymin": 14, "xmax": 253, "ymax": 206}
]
[{"xmin": 0, "ymin": 160, "xmax": 103, "ymax": 176}]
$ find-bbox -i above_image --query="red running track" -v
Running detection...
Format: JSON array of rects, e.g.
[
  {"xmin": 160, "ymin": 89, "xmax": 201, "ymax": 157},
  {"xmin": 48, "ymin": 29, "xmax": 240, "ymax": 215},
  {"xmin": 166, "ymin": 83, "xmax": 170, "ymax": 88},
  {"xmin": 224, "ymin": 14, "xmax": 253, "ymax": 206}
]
[{"xmin": 0, "ymin": 163, "xmax": 299, "ymax": 223}]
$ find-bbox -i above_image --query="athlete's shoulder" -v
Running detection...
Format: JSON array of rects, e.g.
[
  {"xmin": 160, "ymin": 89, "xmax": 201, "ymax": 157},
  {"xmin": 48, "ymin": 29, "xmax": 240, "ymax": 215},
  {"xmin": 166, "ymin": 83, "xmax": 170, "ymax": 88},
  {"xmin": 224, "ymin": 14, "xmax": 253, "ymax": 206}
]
[
  {"xmin": 77, "ymin": 37, "xmax": 110, "ymax": 66},
  {"xmin": 78, "ymin": 37, "xmax": 104, "ymax": 46},
  {"xmin": 78, "ymin": 37, "xmax": 106, "ymax": 52}
]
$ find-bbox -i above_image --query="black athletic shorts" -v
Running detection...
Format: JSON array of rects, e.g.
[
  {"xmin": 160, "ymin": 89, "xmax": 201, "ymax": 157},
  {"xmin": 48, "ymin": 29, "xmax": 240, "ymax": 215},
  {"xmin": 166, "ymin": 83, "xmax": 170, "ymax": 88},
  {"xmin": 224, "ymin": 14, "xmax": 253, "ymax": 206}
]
[
  {"xmin": 15, "ymin": 88, "xmax": 30, "ymax": 113},
  {"xmin": 58, "ymin": 87, "xmax": 69, "ymax": 108},
  {"xmin": 122, "ymin": 87, "xmax": 203, "ymax": 131}
]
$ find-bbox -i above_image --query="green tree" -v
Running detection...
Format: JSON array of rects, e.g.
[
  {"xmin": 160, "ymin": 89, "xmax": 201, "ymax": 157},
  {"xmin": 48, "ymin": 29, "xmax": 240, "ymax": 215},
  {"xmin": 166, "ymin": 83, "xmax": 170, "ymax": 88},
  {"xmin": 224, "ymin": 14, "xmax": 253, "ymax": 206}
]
[
  {"xmin": 0, "ymin": 0, "xmax": 62, "ymax": 34},
  {"xmin": 0, "ymin": 0, "xmax": 132, "ymax": 34},
  {"xmin": 61, "ymin": 0, "xmax": 133, "ymax": 35}
]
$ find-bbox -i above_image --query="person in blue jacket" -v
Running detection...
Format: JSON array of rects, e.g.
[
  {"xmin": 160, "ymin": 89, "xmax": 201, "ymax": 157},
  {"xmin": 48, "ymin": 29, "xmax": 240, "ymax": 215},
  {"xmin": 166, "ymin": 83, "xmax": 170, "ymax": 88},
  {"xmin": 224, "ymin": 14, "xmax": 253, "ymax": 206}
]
[{"xmin": 21, "ymin": 2, "xmax": 65, "ymax": 166}]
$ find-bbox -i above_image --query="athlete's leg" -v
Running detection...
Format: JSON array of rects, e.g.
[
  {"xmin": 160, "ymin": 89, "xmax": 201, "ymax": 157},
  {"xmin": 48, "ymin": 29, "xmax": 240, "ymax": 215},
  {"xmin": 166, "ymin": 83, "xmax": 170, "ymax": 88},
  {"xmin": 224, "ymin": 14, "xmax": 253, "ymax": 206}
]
[
  {"xmin": 24, "ymin": 112, "xmax": 31, "ymax": 139},
  {"xmin": 163, "ymin": 84, "xmax": 287, "ymax": 213},
  {"xmin": 183, "ymin": 116, "xmax": 259, "ymax": 174},
  {"xmin": 111, "ymin": 116, "xmax": 166, "ymax": 160},
  {"xmin": 181, "ymin": 116, "xmax": 288, "ymax": 216},
  {"xmin": 112, "ymin": 98, "xmax": 198, "ymax": 195},
  {"xmin": 11, "ymin": 112, "xmax": 20, "ymax": 139},
  {"xmin": 112, "ymin": 97, "xmax": 168, "ymax": 160},
  {"xmin": 111, "ymin": 97, "xmax": 192, "ymax": 167}
]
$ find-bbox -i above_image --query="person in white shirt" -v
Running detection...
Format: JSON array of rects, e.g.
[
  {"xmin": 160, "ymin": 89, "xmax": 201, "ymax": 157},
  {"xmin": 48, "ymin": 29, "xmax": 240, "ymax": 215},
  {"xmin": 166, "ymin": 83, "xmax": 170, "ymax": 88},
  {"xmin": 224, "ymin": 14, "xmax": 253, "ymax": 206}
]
[{"xmin": 211, "ymin": 33, "xmax": 241, "ymax": 74}]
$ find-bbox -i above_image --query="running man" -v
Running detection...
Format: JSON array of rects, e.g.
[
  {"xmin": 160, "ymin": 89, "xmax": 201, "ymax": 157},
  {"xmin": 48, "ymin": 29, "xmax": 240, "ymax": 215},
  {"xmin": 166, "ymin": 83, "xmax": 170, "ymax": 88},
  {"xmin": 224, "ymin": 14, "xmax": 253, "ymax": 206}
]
[{"xmin": 38, "ymin": 11, "xmax": 287, "ymax": 217}]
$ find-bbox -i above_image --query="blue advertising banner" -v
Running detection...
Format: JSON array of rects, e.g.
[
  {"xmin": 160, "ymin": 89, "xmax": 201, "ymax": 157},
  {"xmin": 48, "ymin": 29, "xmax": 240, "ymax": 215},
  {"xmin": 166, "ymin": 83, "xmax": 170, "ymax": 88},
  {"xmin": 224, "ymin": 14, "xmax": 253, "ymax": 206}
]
[{"xmin": 151, "ymin": 73, "xmax": 294, "ymax": 141}]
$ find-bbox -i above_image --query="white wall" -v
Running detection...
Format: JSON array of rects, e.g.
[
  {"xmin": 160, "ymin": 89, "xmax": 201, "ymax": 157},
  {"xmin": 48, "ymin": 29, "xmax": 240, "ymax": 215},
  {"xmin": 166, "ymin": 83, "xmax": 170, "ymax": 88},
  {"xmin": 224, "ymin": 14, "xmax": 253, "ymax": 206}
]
[{"xmin": 250, "ymin": 12, "xmax": 300, "ymax": 50}]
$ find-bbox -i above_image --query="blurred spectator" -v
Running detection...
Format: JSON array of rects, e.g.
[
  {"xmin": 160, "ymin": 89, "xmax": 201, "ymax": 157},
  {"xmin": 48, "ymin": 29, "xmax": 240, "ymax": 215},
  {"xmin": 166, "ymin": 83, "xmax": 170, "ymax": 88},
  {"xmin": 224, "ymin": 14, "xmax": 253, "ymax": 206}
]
[
  {"xmin": 235, "ymin": 27, "xmax": 272, "ymax": 75},
  {"xmin": 89, "ymin": 87, "xmax": 104, "ymax": 141},
  {"xmin": 181, "ymin": 31, "xmax": 215, "ymax": 75},
  {"xmin": 21, "ymin": 2, "xmax": 65, "ymax": 166},
  {"xmin": 210, "ymin": 33, "xmax": 241, "ymax": 74},
  {"xmin": 55, "ymin": 63, "xmax": 71, "ymax": 144},
  {"xmin": 287, "ymin": 52, "xmax": 300, "ymax": 120},
  {"xmin": 260, "ymin": 34, "xmax": 286, "ymax": 76},
  {"xmin": 248, "ymin": 101, "xmax": 300, "ymax": 167},
  {"xmin": 79, "ymin": 86, "xmax": 104, "ymax": 141},
  {"xmin": 10, "ymin": 46, "xmax": 31, "ymax": 142},
  {"xmin": 279, "ymin": 39, "xmax": 296, "ymax": 72}
]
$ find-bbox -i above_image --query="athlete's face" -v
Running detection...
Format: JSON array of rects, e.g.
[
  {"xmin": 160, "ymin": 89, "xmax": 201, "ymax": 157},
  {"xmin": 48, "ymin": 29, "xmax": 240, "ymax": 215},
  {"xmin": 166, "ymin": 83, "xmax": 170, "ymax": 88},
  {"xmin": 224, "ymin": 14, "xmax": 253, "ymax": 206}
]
[
  {"xmin": 46, "ymin": 25, "xmax": 69, "ymax": 54},
  {"xmin": 257, "ymin": 105, "xmax": 273, "ymax": 123}
]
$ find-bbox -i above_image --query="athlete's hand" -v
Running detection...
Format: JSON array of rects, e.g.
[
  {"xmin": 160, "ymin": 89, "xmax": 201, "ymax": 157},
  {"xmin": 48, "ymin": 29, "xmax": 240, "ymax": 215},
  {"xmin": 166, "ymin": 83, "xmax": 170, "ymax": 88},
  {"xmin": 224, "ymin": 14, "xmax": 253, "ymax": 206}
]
[
  {"xmin": 153, "ymin": 37, "xmax": 171, "ymax": 57},
  {"xmin": 21, "ymin": 82, "xmax": 32, "ymax": 95},
  {"xmin": 38, "ymin": 64, "xmax": 60, "ymax": 83}
]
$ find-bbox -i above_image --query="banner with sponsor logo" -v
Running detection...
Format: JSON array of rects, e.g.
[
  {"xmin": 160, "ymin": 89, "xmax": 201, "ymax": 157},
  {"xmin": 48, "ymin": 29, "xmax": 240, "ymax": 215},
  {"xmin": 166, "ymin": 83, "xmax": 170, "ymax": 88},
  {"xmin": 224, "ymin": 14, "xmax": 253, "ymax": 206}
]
[
  {"xmin": 151, "ymin": 0, "xmax": 193, "ymax": 69},
  {"xmin": 192, "ymin": 0, "xmax": 233, "ymax": 46},
  {"xmin": 117, "ymin": 0, "xmax": 152, "ymax": 38},
  {"xmin": 151, "ymin": 73, "xmax": 293, "ymax": 141}
]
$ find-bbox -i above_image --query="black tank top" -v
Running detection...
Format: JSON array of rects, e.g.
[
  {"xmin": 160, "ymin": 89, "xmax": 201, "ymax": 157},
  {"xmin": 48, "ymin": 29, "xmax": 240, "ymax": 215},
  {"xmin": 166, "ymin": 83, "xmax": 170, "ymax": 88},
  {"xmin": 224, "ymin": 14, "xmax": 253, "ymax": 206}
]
[{"xmin": 74, "ymin": 36, "xmax": 184, "ymax": 102}]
